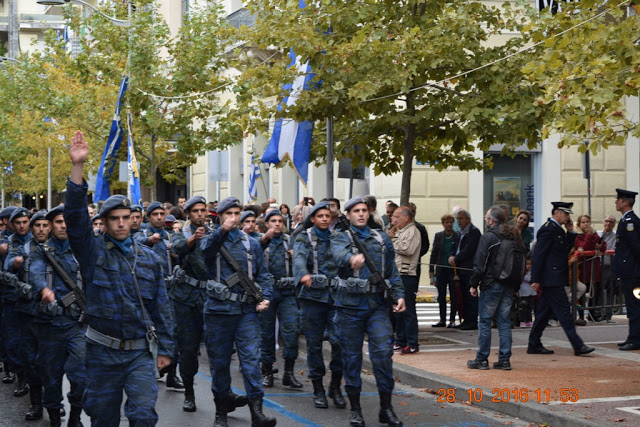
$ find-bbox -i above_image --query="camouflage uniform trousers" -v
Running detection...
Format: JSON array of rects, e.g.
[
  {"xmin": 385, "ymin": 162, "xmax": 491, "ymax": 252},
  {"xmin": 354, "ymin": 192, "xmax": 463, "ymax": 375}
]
[
  {"xmin": 83, "ymin": 342, "xmax": 158, "ymax": 427},
  {"xmin": 172, "ymin": 300, "xmax": 203, "ymax": 387},
  {"xmin": 16, "ymin": 312, "xmax": 42, "ymax": 391},
  {"xmin": 336, "ymin": 297, "xmax": 395, "ymax": 395},
  {"xmin": 259, "ymin": 287, "xmax": 299, "ymax": 364},
  {"xmin": 299, "ymin": 299, "xmax": 342, "ymax": 380},
  {"xmin": 1, "ymin": 301, "xmax": 24, "ymax": 375},
  {"xmin": 36, "ymin": 322, "xmax": 86, "ymax": 409},
  {"xmin": 204, "ymin": 312, "xmax": 264, "ymax": 400}
]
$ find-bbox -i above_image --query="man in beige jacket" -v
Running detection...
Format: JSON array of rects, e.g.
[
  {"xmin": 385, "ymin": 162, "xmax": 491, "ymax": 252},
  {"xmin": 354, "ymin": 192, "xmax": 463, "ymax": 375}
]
[{"xmin": 388, "ymin": 206, "xmax": 422, "ymax": 354}]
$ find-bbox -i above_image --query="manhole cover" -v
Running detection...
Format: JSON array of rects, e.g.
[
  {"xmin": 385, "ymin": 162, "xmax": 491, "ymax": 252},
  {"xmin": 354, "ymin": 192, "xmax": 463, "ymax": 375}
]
[{"xmin": 418, "ymin": 336, "xmax": 458, "ymax": 345}]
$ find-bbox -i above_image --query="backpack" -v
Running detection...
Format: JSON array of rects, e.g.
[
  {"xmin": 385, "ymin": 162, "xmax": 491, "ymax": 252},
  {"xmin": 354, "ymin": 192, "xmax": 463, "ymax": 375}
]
[{"xmin": 488, "ymin": 233, "xmax": 526, "ymax": 288}]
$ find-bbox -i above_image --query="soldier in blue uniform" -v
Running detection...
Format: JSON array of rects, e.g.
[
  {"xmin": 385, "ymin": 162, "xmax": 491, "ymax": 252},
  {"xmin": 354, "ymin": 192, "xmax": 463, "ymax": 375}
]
[
  {"xmin": 259, "ymin": 210, "xmax": 302, "ymax": 390},
  {"xmin": 29, "ymin": 205, "xmax": 86, "ymax": 426},
  {"xmin": 6, "ymin": 210, "xmax": 50, "ymax": 421},
  {"xmin": 612, "ymin": 189, "xmax": 640, "ymax": 351},
  {"xmin": 330, "ymin": 197, "xmax": 406, "ymax": 427},
  {"xmin": 134, "ymin": 201, "xmax": 184, "ymax": 392},
  {"xmin": 0, "ymin": 206, "xmax": 17, "ymax": 384},
  {"xmin": 65, "ymin": 131, "xmax": 175, "ymax": 427},
  {"xmin": 241, "ymin": 210, "xmax": 262, "ymax": 239},
  {"xmin": 293, "ymin": 202, "xmax": 345, "ymax": 409},
  {"xmin": 130, "ymin": 205, "xmax": 144, "ymax": 236},
  {"xmin": 527, "ymin": 202, "xmax": 595, "ymax": 357},
  {"xmin": 3, "ymin": 207, "xmax": 33, "ymax": 398},
  {"xmin": 200, "ymin": 197, "xmax": 276, "ymax": 427}
]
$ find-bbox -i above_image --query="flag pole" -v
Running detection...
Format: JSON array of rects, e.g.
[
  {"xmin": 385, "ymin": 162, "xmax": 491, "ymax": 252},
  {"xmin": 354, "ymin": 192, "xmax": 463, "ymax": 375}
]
[{"xmin": 326, "ymin": 116, "xmax": 334, "ymax": 198}]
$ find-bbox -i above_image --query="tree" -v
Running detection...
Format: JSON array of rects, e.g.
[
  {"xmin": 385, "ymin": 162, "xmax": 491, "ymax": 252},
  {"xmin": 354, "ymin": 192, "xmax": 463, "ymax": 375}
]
[
  {"xmin": 235, "ymin": 0, "xmax": 543, "ymax": 205},
  {"xmin": 521, "ymin": 0, "xmax": 640, "ymax": 153}
]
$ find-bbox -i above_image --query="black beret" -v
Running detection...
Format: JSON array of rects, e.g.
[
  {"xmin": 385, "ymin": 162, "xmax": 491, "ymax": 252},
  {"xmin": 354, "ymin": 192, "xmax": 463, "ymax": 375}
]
[
  {"xmin": 344, "ymin": 196, "xmax": 367, "ymax": 212},
  {"xmin": 264, "ymin": 210, "xmax": 283, "ymax": 222},
  {"xmin": 146, "ymin": 201, "xmax": 164, "ymax": 216},
  {"xmin": 99, "ymin": 195, "xmax": 131, "ymax": 217},
  {"xmin": 240, "ymin": 210, "xmax": 256, "ymax": 222},
  {"xmin": 217, "ymin": 197, "xmax": 242, "ymax": 215},
  {"xmin": 9, "ymin": 207, "xmax": 30, "ymax": 223},
  {"xmin": 130, "ymin": 205, "xmax": 143, "ymax": 214},
  {"xmin": 309, "ymin": 201, "xmax": 331, "ymax": 217},
  {"xmin": 184, "ymin": 196, "xmax": 207, "ymax": 212},
  {"xmin": 45, "ymin": 205, "xmax": 65, "ymax": 222},
  {"xmin": 0, "ymin": 206, "xmax": 17, "ymax": 220},
  {"xmin": 30, "ymin": 210, "xmax": 48, "ymax": 225}
]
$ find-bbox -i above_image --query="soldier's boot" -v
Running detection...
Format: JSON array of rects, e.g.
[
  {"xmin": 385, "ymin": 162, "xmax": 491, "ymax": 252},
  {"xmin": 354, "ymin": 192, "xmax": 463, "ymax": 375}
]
[
  {"xmin": 2, "ymin": 371, "xmax": 15, "ymax": 384},
  {"xmin": 378, "ymin": 392, "xmax": 402, "ymax": 427},
  {"xmin": 67, "ymin": 406, "xmax": 83, "ymax": 427},
  {"xmin": 213, "ymin": 397, "xmax": 229, "ymax": 427},
  {"xmin": 282, "ymin": 360, "xmax": 303, "ymax": 389},
  {"xmin": 47, "ymin": 408, "xmax": 62, "ymax": 427},
  {"xmin": 348, "ymin": 394, "xmax": 365, "ymax": 427},
  {"xmin": 261, "ymin": 363, "xmax": 274, "ymax": 388},
  {"xmin": 327, "ymin": 371, "xmax": 346, "ymax": 409},
  {"xmin": 182, "ymin": 381, "xmax": 196, "ymax": 412},
  {"xmin": 165, "ymin": 364, "xmax": 185, "ymax": 391},
  {"xmin": 14, "ymin": 374, "xmax": 30, "ymax": 397},
  {"xmin": 248, "ymin": 397, "xmax": 277, "ymax": 427},
  {"xmin": 225, "ymin": 392, "xmax": 248, "ymax": 413},
  {"xmin": 25, "ymin": 385, "xmax": 43, "ymax": 421},
  {"xmin": 311, "ymin": 379, "xmax": 328, "ymax": 409}
]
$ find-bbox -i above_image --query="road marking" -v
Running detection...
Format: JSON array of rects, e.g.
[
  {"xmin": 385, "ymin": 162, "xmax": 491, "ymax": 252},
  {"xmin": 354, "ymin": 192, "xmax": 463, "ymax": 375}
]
[{"xmin": 617, "ymin": 407, "xmax": 640, "ymax": 416}]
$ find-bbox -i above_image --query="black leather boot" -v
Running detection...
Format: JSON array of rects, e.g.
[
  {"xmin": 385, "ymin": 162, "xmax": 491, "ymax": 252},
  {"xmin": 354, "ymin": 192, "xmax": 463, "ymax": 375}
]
[
  {"xmin": 248, "ymin": 397, "xmax": 277, "ymax": 427},
  {"xmin": 225, "ymin": 391, "xmax": 248, "ymax": 413},
  {"xmin": 182, "ymin": 381, "xmax": 196, "ymax": 412},
  {"xmin": 165, "ymin": 364, "xmax": 185, "ymax": 391},
  {"xmin": 262, "ymin": 363, "xmax": 274, "ymax": 388},
  {"xmin": 47, "ymin": 408, "xmax": 62, "ymax": 427},
  {"xmin": 311, "ymin": 379, "xmax": 328, "ymax": 408},
  {"xmin": 213, "ymin": 397, "xmax": 229, "ymax": 427},
  {"xmin": 2, "ymin": 371, "xmax": 15, "ymax": 384},
  {"xmin": 378, "ymin": 392, "xmax": 402, "ymax": 426},
  {"xmin": 67, "ymin": 406, "xmax": 84, "ymax": 427},
  {"xmin": 327, "ymin": 371, "xmax": 346, "ymax": 409},
  {"xmin": 282, "ymin": 359, "xmax": 303, "ymax": 389},
  {"xmin": 348, "ymin": 394, "xmax": 365, "ymax": 427},
  {"xmin": 14, "ymin": 374, "xmax": 30, "ymax": 397},
  {"xmin": 25, "ymin": 385, "xmax": 43, "ymax": 420}
]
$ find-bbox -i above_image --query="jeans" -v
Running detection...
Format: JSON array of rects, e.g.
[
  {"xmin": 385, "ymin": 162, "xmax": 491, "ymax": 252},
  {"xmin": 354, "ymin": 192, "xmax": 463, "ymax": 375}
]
[
  {"xmin": 477, "ymin": 283, "xmax": 513, "ymax": 361},
  {"xmin": 395, "ymin": 275, "xmax": 419, "ymax": 347}
]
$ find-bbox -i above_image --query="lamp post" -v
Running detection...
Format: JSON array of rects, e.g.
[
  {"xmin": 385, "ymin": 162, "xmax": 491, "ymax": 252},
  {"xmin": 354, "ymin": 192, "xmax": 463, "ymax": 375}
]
[{"xmin": 37, "ymin": 0, "xmax": 130, "ymax": 27}]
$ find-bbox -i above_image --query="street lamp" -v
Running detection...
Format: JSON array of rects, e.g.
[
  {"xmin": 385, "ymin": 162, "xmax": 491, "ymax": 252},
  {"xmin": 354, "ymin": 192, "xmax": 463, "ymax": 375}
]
[{"xmin": 37, "ymin": 0, "xmax": 130, "ymax": 27}]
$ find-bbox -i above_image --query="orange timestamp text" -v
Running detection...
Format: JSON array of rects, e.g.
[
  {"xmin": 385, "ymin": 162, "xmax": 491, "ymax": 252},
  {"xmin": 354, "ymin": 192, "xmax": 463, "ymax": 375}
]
[{"xmin": 437, "ymin": 388, "xmax": 579, "ymax": 403}]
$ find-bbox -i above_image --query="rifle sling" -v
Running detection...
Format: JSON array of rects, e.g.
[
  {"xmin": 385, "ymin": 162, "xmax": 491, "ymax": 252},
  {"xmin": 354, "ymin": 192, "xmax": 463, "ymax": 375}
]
[
  {"xmin": 42, "ymin": 247, "xmax": 86, "ymax": 309},
  {"xmin": 347, "ymin": 230, "xmax": 382, "ymax": 279}
]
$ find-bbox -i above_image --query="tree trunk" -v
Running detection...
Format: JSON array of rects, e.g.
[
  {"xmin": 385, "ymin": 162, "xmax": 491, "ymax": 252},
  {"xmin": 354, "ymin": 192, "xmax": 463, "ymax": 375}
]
[
  {"xmin": 400, "ymin": 94, "xmax": 416, "ymax": 206},
  {"xmin": 149, "ymin": 134, "xmax": 157, "ymax": 201}
]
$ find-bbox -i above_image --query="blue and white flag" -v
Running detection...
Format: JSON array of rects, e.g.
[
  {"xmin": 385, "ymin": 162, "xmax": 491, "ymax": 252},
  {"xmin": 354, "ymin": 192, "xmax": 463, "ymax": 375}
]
[
  {"xmin": 94, "ymin": 76, "xmax": 128, "ymax": 202},
  {"xmin": 261, "ymin": 1, "xmax": 314, "ymax": 185},
  {"xmin": 248, "ymin": 155, "xmax": 261, "ymax": 204},
  {"xmin": 127, "ymin": 112, "xmax": 142, "ymax": 207}
]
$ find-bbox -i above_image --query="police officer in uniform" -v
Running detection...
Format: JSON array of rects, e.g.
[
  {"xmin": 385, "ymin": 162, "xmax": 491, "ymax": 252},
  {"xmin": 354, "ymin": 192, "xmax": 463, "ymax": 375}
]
[
  {"xmin": 30, "ymin": 205, "xmax": 86, "ymax": 426},
  {"xmin": 65, "ymin": 131, "xmax": 175, "ymax": 426},
  {"xmin": 612, "ymin": 189, "xmax": 640, "ymax": 351},
  {"xmin": 259, "ymin": 210, "xmax": 302, "ymax": 390},
  {"xmin": 200, "ymin": 197, "xmax": 276, "ymax": 427},
  {"xmin": 0, "ymin": 206, "xmax": 17, "ymax": 384},
  {"xmin": 527, "ymin": 202, "xmax": 595, "ymax": 356},
  {"xmin": 330, "ymin": 197, "xmax": 405, "ymax": 427},
  {"xmin": 293, "ymin": 202, "xmax": 345, "ymax": 409}
]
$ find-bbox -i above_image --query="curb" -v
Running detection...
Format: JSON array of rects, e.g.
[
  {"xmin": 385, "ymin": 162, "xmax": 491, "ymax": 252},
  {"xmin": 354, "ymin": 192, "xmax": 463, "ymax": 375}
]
[{"xmin": 416, "ymin": 296, "xmax": 437, "ymax": 303}]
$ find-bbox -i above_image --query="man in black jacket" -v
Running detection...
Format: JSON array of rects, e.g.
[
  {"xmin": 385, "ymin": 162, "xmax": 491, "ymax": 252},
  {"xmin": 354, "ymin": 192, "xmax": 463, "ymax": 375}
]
[{"xmin": 448, "ymin": 209, "xmax": 481, "ymax": 330}]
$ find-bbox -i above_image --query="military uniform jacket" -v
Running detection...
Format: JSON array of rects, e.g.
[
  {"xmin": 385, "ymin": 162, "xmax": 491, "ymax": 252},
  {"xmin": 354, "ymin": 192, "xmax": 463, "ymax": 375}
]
[
  {"xmin": 29, "ymin": 238, "xmax": 83, "ymax": 327},
  {"xmin": 134, "ymin": 227, "xmax": 173, "ymax": 278},
  {"xmin": 293, "ymin": 226, "xmax": 338, "ymax": 303},
  {"xmin": 3, "ymin": 231, "xmax": 33, "ymax": 302},
  {"xmin": 264, "ymin": 234, "xmax": 294, "ymax": 293},
  {"xmin": 530, "ymin": 218, "xmax": 577, "ymax": 288},
  {"xmin": 200, "ymin": 227, "xmax": 273, "ymax": 315},
  {"xmin": 330, "ymin": 226, "xmax": 404, "ymax": 309},
  {"xmin": 613, "ymin": 210, "xmax": 640, "ymax": 279},
  {"xmin": 0, "ymin": 229, "xmax": 12, "ymax": 271},
  {"xmin": 170, "ymin": 224, "xmax": 212, "ymax": 309},
  {"xmin": 65, "ymin": 179, "xmax": 175, "ymax": 358}
]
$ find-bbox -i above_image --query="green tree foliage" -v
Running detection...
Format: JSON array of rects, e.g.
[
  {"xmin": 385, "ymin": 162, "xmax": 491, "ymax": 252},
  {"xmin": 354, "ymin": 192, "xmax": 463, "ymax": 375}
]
[
  {"xmin": 522, "ymin": 0, "xmax": 640, "ymax": 153},
  {"xmin": 236, "ymin": 0, "xmax": 543, "ymax": 204}
]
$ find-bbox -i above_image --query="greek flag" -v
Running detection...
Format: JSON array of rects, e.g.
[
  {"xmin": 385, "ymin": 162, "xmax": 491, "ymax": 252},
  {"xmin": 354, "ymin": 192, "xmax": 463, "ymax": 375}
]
[
  {"xmin": 127, "ymin": 112, "xmax": 142, "ymax": 206},
  {"xmin": 261, "ymin": 1, "xmax": 314, "ymax": 185},
  {"xmin": 248, "ymin": 155, "xmax": 261, "ymax": 204},
  {"xmin": 94, "ymin": 76, "xmax": 128, "ymax": 202}
]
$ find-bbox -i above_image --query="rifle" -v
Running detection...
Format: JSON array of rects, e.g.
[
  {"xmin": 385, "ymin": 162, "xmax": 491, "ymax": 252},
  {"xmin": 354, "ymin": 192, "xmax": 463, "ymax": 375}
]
[
  {"xmin": 41, "ymin": 246, "xmax": 86, "ymax": 322},
  {"xmin": 218, "ymin": 245, "xmax": 264, "ymax": 303},
  {"xmin": 0, "ymin": 271, "xmax": 33, "ymax": 300},
  {"xmin": 345, "ymin": 229, "xmax": 398, "ymax": 305}
]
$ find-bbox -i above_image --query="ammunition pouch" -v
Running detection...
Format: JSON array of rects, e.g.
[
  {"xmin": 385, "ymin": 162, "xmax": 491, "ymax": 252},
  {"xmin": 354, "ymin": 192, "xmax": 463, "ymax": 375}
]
[
  {"xmin": 206, "ymin": 280, "xmax": 257, "ymax": 305},
  {"xmin": 337, "ymin": 277, "xmax": 386, "ymax": 294},
  {"xmin": 309, "ymin": 274, "xmax": 329, "ymax": 289},
  {"xmin": 276, "ymin": 277, "xmax": 296, "ymax": 289}
]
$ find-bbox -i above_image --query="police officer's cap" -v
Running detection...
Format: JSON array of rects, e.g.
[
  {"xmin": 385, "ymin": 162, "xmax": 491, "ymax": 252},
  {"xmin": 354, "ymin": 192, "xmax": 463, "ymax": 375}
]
[
  {"xmin": 146, "ymin": 201, "xmax": 164, "ymax": 216},
  {"xmin": 31, "ymin": 209, "xmax": 49, "ymax": 225},
  {"xmin": 165, "ymin": 214, "xmax": 176, "ymax": 224},
  {"xmin": 310, "ymin": 201, "xmax": 331, "ymax": 217},
  {"xmin": 131, "ymin": 205, "xmax": 143, "ymax": 214},
  {"xmin": 45, "ymin": 205, "xmax": 65, "ymax": 222},
  {"xmin": 264, "ymin": 210, "xmax": 283, "ymax": 222},
  {"xmin": 9, "ymin": 207, "xmax": 30, "ymax": 223},
  {"xmin": 0, "ymin": 206, "xmax": 17, "ymax": 220},
  {"xmin": 616, "ymin": 188, "xmax": 638, "ymax": 200},
  {"xmin": 240, "ymin": 210, "xmax": 256, "ymax": 223},
  {"xmin": 91, "ymin": 214, "xmax": 101, "ymax": 223},
  {"xmin": 184, "ymin": 196, "xmax": 207, "ymax": 212},
  {"xmin": 551, "ymin": 201, "xmax": 574, "ymax": 214},
  {"xmin": 344, "ymin": 197, "xmax": 367, "ymax": 212},
  {"xmin": 217, "ymin": 197, "xmax": 242, "ymax": 215},
  {"xmin": 100, "ymin": 195, "xmax": 131, "ymax": 218}
]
